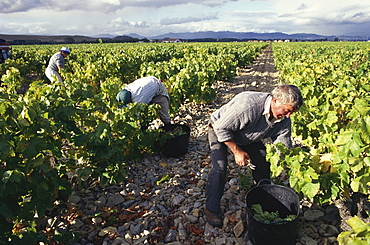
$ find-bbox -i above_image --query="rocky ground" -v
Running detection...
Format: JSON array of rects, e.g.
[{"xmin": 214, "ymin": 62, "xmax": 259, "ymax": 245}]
[{"xmin": 40, "ymin": 46, "xmax": 344, "ymax": 245}]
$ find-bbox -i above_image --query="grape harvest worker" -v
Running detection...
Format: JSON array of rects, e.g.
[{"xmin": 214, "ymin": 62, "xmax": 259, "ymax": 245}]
[
  {"xmin": 45, "ymin": 47, "xmax": 70, "ymax": 83},
  {"xmin": 116, "ymin": 76, "xmax": 171, "ymax": 126},
  {"xmin": 0, "ymin": 39, "xmax": 11, "ymax": 64},
  {"xmin": 205, "ymin": 84, "xmax": 304, "ymax": 227}
]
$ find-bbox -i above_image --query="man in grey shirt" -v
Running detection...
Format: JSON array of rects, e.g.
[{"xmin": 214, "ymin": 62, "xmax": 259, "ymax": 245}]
[
  {"xmin": 116, "ymin": 76, "xmax": 171, "ymax": 125},
  {"xmin": 205, "ymin": 84, "xmax": 304, "ymax": 227},
  {"xmin": 45, "ymin": 47, "xmax": 70, "ymax": 83}
]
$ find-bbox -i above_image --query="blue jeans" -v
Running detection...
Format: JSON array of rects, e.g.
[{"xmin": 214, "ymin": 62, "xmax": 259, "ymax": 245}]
[{"xmin": 206, "ymin": 127, "xmax": 270, "ymax": 213}]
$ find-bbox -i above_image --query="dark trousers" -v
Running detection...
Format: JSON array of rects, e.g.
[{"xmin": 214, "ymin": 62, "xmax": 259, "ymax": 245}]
[{"xmin": 206, "ymin": 127, "xmax": 270, "ymax": 213}]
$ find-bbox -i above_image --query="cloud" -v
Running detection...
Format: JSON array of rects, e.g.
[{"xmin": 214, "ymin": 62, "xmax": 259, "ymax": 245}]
[
  {"xmin": 0, "ymin": 21, "xmax": 53, "ymax": 34},
  {"xmin": 0, "ymin": 0, "xmax": 89, "ymax": 13},
  {"xmin": 297, "ymin": 4, "xmax": 307, "ymax": 11},
  {"xmin": 268, "ymin": 0, "xmax": 370, "ymax": 35},
  {"xmin": 109, "ymin": 17, "xmax": 154, "ymax": 29},
  {"xmin": 160, "ymin": 14, "xmax": 219, "ymax": 25},
  {"xmin": 0, "ymin": 0, "xmax": 37, "ymax": 13},
  {"xmin": 102, "ymin": 17, "xmax": 162, "ymax": 36},
  {"xmin": 0, "ymin": 0, "xmax": 240, "ymax": 13},
  {"xmin": 0, "ymin": 0, "xmax": 369, "ymax": 37}
]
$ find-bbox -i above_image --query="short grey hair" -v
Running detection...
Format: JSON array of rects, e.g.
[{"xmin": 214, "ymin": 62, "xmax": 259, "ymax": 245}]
[{"xmin": 271, "ymin": 85, "xmax": 304, "ymax": 111}]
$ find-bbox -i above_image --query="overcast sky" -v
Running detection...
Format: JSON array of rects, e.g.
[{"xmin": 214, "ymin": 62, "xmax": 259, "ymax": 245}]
[{"xmin": 1, "ymin": 0, "xmax": 369, "ymax": 38}]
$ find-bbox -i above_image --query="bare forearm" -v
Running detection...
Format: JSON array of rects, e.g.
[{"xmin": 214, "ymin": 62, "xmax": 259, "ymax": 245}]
[
  {"xmin": 224, "ymin": 139, "xmax": 251, "ymax": 166},
  {"xmin": 224, "ymin": 139, "xmax": 243, "ymax": 155},
  {"xmin": 57, "ymin": 65, "xmax": 64, "ymax": 72}
]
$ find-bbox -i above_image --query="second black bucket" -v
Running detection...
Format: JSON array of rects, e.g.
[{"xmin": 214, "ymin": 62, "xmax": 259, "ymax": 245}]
[
  {"xmin": 246, "ymin": 179, "xmax": 300, "ymax": 245},
  {"xmin": 162, "ymin": 123, "xmax": 190, "ymax": 157}
]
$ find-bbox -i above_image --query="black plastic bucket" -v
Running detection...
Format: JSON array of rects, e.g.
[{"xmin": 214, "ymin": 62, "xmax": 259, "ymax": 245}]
[
  {"xmin": 246, "ymin": 179, "xmax": 300, "ymax": 245},
  {"xmin": 162, "ymin": 123, "xmax": 190, "ymax": 157}
]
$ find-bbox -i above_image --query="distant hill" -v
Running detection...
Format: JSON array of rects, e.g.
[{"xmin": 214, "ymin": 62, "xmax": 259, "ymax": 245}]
[
  {"xmin": 148, "ymin": 31, "xmax": 367, "ymax": 41},
  {"xmin": 1, "ymin": 31, "xmax": 368, "ymax": 45},
  {"xmin": 0, "ymin": 34, "xmax": 137, "ymax": 45}
]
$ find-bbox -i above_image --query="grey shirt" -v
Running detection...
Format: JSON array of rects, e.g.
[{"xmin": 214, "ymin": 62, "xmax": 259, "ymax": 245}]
[
  {"xmin": 210, "ymin": 91, "xmax": 292, "ymax": 148},
  {"xmin": 47, "ymin": 52, "xmax": 66, "ymax": 71}
]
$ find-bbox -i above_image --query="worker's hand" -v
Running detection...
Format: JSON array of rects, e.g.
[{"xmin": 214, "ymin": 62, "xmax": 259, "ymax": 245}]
[
  {"xmin": 224, "ymin": 139, "xmax": 256, "ymax": 170},
  {"xmin": 234, "ymin": 150, "xmax": 255, "ymax": 170},
  {"xmin": 245, "ymin": 158, "xmax": 256, "ymax": 170}
]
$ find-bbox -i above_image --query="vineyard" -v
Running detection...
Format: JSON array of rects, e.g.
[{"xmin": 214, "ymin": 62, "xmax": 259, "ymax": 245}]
[
  {"xmin": 0, "ymin": 42, "xmax": 266, "ymax": 243},
  {"xmin": 0, "ymin": 41, "xmax": 369, "ymax": 244},
  {"xmin": 270, "ymin": 42, "xmax": 370, "ymax": 244},
  {"xmin": 271, "ymin": 42, "xmax": 370, "ymax": 202}
]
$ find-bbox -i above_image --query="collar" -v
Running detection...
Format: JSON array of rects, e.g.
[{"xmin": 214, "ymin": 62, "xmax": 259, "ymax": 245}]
[{"xmin": 263, "ymin": 96, "xmax": 284, "ymax": 123}]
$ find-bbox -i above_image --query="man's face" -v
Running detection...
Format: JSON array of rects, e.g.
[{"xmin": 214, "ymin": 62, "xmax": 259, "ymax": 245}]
[
  {"xmin": 270, "ymin": 98, "xmax": 297, "ymax": 119},
  {"xmin": 61, "ymin": 52, "xmax": 69, "ymax": 58}
]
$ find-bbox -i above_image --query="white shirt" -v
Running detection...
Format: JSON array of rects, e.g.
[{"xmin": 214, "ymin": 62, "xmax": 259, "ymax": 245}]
[{"xmin": 124, "ymin": 76, "xmax": 169, "ymax": 104}]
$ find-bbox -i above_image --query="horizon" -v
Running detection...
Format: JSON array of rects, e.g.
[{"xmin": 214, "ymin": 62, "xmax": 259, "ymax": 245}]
[{"xmin": 1, "ymin": 30, "xmax": 368, "ymax": 40}]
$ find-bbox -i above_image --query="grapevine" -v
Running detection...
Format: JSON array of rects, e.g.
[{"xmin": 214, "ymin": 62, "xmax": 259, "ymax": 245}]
[
  {"xmin": 269, "ymin": 42, "xmax": 370, "ymax": 203},
  {"xmin": 0, "ymin": 42, "xmax": 266, "ymax": 242}
]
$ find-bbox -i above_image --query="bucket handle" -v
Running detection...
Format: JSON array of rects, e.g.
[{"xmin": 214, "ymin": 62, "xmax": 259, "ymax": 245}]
[{"xmin": 256, "ymin": 179, "xmax": 273, "ymax": 187}]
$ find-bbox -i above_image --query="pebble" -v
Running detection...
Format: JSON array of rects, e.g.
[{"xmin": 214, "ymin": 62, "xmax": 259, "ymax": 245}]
[
  {"xmin": 98, "ymin": 226, "xmax": 118, "ymax": 237},
  {"xmin": 130, "ymin": 223, "xmax": 143, "ymax": 235},
  {"xmin": 178, "ymin": 223, "xmax": 187, "ymax": 240},
  {"xmin": 94, "ymin": 196, "xmax": 106, "ymax": 206},
  {"xmin": 92, "ymin": 216, "xmax": 103, "ymax": 224},
  {"xmin": 68, "ymin": 195, "xmax": 81, "ymax": 204},
  {"xmin": 112, "ymin": 238, "xmax": 130, "ymax": 245},
  {"xmin": 194, "ymin": 201, "xmax": 202, "ymax": 208},
  {"xmin": 165, "ymin": 229, "xmax": 178, "ymax": 242},
  {"xmin": 108, "ymin": 193, "xmax": 125, "ymax": 205},
  {"xmin": 70, "ymin": 218, "xmax": 84, "ymax": 229},
  {"xmin": 185, "ymin": 214, "xmax": 198, "ymax": 223},
  {"xmin": 233, "ymin": 220, "xmax": 244, "ymax": 238},
  {"xmin": 172, "ymin": 194, "xmax": 185, "ymax": 205},
  {"xmin": 301, "ymin": 235, "xmax": 318, "ymax": 245},
  {"xmin": 123, "ymin": 200, "xmax": 135, "ymax": 208},
  {"xmin": 304, "ymin": 210, "xmax": 325, "ymax": 221},
  {"xmin": 229, "ymin": 178, "xmax": 238, "ymax": 186}
]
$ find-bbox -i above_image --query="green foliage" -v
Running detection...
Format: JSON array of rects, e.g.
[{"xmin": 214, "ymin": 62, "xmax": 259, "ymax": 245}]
[
  {"xmin": 250, "ymin": 204, "xmax": 296, "ymax": 224},
  {"xmin": 0, "ymin": 42, "xmax": 264, "ymax": 240},
  {"xmin": 337, "ymin": 216, "xmax": 370, "ymax": 245},
  {"xmin": 138, "ymin": 43, "xmax": 265, "ymax": 112},
  {"xmin": 156, "ymin": 174, "xmax": 170, "ymax": 185},
  {"xmin": 269, "ymin": 42, "xmax": 370, "ymax": 203},
  {"xmin": 237, "ymin": 170, "xmax": 253, "ymax": 190}
]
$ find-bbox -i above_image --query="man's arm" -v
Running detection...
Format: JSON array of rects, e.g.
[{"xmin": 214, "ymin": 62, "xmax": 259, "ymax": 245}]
[
  {"xmin": 57, "ymin": 65, "xmax": 64, "ymax": 71},
  {"xmin": 224, "ymin": 139, "xmax": 251, "ymax": 167}
]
